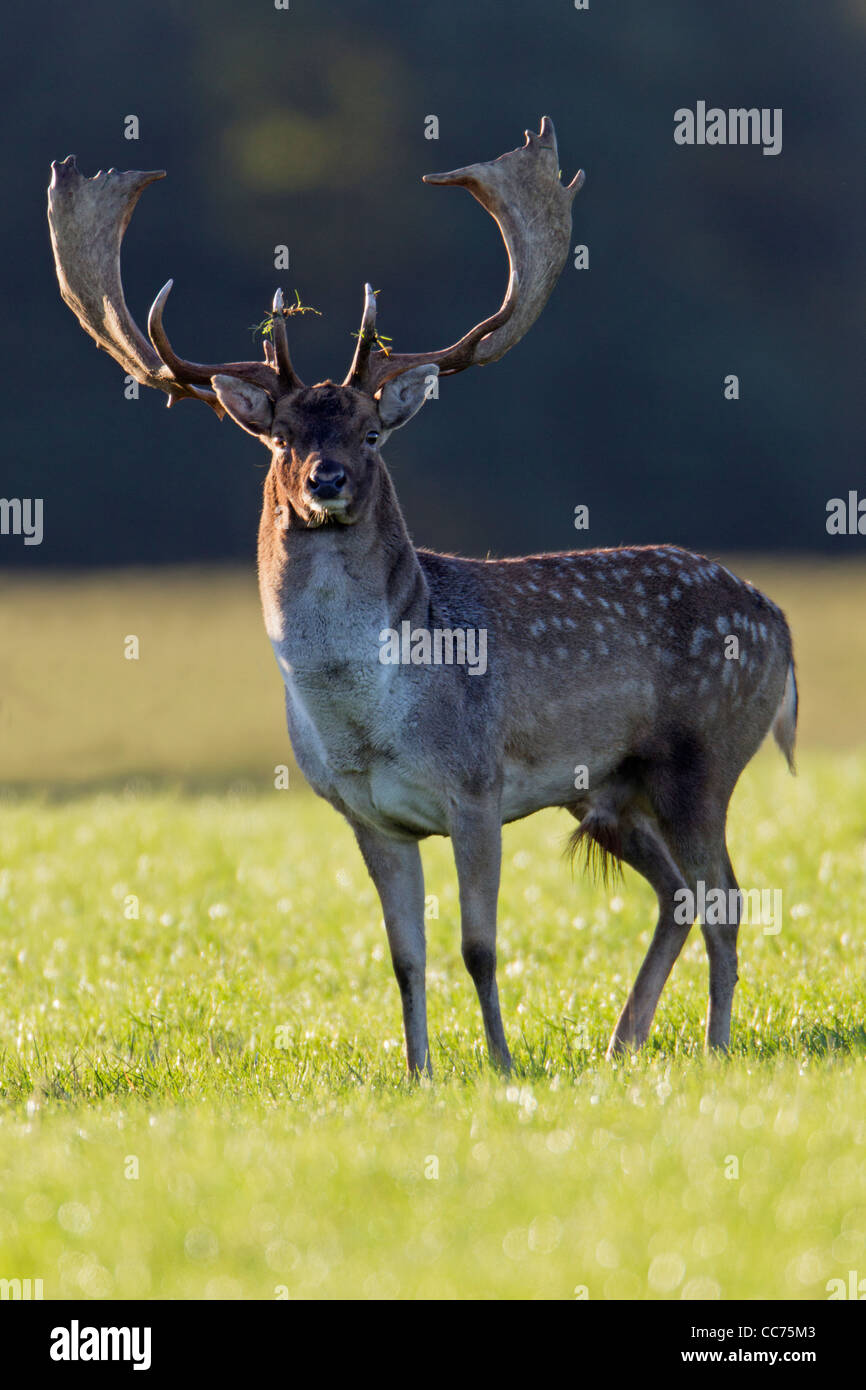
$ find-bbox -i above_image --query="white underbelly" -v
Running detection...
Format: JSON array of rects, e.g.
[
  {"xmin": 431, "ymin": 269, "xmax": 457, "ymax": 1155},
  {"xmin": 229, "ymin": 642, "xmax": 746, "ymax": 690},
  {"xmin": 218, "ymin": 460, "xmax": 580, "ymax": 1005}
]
[{"xmin": 501, "ymin": 758, "xmax": 577, "ymax": 822}]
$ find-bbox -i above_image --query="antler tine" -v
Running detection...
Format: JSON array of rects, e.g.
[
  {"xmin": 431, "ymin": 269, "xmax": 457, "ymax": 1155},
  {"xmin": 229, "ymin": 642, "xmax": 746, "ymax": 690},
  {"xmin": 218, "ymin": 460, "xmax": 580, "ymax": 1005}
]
[
  {"xmin": 353, "ymin": 118, "xmax": 584, "ymax": 395},
  {"xmin": 48, "ymin": 157, "xmax": 286, "ymax": 413},
  {"xmin": 342, "ymin": 284, "xmax": 379, "ymax": 390},
  {"xmin": 270, "ymin": 289, "xmax": 305, "ymax": 391},
  {"xmin": 147, "ymin": 280, "xmax": 281, "ymax": 397}
]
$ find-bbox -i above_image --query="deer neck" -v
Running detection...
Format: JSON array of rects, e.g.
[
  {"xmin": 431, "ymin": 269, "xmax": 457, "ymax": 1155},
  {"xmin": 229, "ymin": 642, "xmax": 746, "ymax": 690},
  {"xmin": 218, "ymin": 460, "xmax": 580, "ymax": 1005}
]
[{"xmin": 257, "ymin": 462, "xmax": 429, "ymax": 672}]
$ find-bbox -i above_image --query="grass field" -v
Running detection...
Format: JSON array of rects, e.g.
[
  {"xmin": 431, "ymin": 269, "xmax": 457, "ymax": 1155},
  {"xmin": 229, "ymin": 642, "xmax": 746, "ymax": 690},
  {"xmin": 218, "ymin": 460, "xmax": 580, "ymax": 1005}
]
[{"xmin": 0, "ymin": 561, "xmax": 865, "ymax": 1300}]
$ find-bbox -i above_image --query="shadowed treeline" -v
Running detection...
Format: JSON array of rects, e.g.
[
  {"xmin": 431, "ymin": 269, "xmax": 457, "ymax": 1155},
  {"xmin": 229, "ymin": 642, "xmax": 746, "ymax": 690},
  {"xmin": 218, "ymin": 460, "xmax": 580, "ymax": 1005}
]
[{"xmin": 1, "ymin": 0, "xmax": 864, "ymax": 567}]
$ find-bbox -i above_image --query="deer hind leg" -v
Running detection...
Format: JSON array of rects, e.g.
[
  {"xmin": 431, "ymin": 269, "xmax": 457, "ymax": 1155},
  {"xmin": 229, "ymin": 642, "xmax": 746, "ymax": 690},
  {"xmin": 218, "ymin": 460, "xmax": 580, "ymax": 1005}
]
[
  {"xmin": 656, "ymin": 802, "xmax": 739, "ymax": 1053},
  {"xmin": 699, "ymin": 846, "xmax": 741, "ymax": 1052},
  {"xmin": 600, "ymin": 810, "xmax": 694, "ymax": 1057},
  {"xmin": 576, "ymin": 771, "xmax": 737, "ymax": 1055}
]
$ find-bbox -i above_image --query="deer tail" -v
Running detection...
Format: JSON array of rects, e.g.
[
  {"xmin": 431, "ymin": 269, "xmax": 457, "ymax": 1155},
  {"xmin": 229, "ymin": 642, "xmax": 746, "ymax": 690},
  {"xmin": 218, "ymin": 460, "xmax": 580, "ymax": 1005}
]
[{"xmin": 772, "ymin": 660, "xmax": 798, "ymax": 773}]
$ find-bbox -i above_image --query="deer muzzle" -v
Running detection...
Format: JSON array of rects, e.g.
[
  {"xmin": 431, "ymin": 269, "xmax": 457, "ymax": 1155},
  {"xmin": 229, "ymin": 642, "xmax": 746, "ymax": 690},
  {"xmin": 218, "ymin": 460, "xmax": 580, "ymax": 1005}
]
[{"xmin": 307, "ymin": 459, "xmax": 348, "ymax": 504}]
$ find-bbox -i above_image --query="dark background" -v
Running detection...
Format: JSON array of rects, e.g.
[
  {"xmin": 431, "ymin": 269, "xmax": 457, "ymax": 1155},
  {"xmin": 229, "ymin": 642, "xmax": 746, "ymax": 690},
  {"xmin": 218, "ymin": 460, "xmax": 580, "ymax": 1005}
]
[{"xmin": 2, "ymin": 0, "xmax": 863, "ymax": 566}]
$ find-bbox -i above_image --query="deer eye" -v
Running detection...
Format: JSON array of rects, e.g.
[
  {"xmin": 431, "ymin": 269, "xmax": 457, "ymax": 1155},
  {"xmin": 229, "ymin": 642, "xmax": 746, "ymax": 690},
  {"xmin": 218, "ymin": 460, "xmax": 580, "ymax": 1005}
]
[
  {"xmin": 272, "ymin": 435, "xmax": 288, "ymax": 450},
  {"xmin": 365, "ymin": 430, "xmax": 380, "ymax": 445}
]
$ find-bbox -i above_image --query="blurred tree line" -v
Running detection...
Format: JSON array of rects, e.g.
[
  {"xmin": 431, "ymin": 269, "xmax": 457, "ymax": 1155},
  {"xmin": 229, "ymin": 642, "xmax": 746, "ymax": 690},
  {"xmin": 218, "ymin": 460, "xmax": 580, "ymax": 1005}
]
[{"xmin": 1, "ymin": 0, "xmax": 863, "ymax": 566}]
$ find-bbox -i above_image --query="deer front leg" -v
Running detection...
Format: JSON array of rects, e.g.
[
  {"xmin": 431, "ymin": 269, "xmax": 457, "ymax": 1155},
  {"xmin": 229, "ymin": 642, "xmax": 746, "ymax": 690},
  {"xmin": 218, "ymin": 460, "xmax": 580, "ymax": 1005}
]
[
  {"xmin": 450, "ymin": 799, "xmax": 512, "ymax": 1072},
  {"xmin": 352, "ymin": 824, "xmax": 431, "ymax": 1077}
]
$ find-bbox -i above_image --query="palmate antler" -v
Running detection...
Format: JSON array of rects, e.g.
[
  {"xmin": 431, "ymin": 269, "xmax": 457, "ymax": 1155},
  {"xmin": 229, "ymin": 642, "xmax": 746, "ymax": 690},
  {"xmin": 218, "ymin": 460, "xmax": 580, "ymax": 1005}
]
[
  {"xmin": 47, "ymin": 157, "xmax": 303, "ymax": 416},
  {"xmin": 343, "ymin": 117, "xmax": 584, "ymax": 393},
  {"xmin": 48, "ymin": 119, "xmax": 583, "ymax": 409}
]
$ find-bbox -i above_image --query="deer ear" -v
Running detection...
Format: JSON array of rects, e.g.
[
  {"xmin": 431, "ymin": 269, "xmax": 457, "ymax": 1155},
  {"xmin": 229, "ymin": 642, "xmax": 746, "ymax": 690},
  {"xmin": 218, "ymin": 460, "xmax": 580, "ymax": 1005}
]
[
  {"xmin": 376, "ymin": 364, "xmax": 438, "ymax": 431},
  {"xmin": 211, "ymin": 375, "xmax": 275, "ymax": 437}
]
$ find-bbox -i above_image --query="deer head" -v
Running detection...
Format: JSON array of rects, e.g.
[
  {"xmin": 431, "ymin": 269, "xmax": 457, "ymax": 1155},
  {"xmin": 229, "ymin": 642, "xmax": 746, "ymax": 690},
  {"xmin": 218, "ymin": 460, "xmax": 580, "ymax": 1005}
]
[{"xmin": 48, "ymin": 119, "xmax": 583, "ymax": 529}]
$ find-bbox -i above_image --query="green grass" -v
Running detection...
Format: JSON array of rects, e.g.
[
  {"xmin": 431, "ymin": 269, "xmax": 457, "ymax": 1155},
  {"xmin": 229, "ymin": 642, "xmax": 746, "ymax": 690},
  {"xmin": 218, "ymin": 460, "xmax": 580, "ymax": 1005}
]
[
  {"xmin": 1, "ymin": 752, "xmax": 865, "ymax": 1298},
  {"xmin": 0, "ymin": 562, "xmax": 864, "ymax": 1299}
]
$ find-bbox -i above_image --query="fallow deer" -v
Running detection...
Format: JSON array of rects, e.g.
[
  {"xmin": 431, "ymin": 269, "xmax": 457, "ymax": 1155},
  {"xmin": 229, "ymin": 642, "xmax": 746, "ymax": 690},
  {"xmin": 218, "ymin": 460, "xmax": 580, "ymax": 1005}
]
[{"xmin": 48, "ymin": 119, "xmax": 797, "ymax": 1075}]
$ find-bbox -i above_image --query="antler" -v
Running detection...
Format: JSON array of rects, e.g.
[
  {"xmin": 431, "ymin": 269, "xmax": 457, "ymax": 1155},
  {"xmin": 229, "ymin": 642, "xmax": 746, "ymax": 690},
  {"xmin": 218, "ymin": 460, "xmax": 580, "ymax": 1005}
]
[
  {"xmin": 343, "ymin": 117, "xmax": 584, "ymax": 394},
  {"xmin": 49, "ymin": 123, "xmax": 580, "ymax": 410},
  {"xmin": 47, "ymin": 156, "xmax": 303, "ymax": 414}
]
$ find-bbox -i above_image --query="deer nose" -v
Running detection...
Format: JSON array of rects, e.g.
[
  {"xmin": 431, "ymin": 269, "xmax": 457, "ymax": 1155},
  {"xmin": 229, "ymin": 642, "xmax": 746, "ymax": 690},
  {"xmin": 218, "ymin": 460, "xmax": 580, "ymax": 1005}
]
[{"xmin": 307, "ymin": 460, "xmax": 347, "ymax": 500}]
